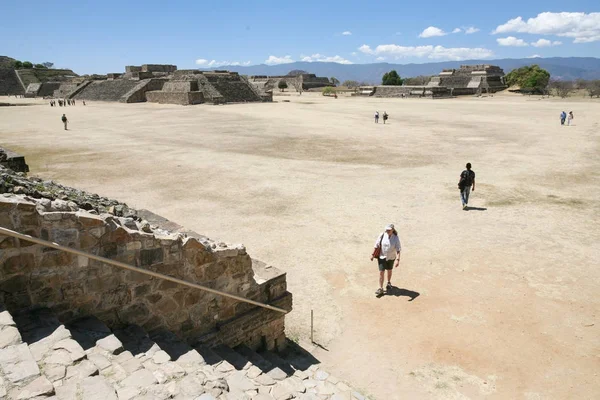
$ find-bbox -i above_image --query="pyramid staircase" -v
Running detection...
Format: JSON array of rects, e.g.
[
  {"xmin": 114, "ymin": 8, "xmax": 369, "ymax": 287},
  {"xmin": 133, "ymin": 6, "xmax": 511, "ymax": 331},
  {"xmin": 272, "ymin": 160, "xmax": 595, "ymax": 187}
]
[{"xmin": 0, "ymin": 305, "xmax": 366, "ymax": 400}]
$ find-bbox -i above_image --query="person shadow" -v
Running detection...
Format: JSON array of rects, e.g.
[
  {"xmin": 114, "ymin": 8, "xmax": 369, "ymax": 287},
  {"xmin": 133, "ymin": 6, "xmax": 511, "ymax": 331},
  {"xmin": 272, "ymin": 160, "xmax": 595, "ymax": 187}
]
[
  {"xmin": 385, "ymin": 285, "xmax": 420, "ymax": 301},
  {"xmin": 465, "ymin": 206, "xmax": 487, "ymax": 211}
]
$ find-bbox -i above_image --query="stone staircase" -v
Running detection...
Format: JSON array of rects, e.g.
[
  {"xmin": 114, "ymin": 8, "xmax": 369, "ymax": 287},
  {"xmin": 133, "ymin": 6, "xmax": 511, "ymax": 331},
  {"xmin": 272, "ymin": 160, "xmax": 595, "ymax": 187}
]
[{"xmin": 0, "ymin": 306, "xmax": 365, "ymax": 400}]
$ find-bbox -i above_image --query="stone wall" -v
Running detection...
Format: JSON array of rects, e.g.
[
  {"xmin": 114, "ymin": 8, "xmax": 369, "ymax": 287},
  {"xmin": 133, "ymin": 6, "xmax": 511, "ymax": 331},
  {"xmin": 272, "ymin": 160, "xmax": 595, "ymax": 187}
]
[
  {"xmin": 120, "ymin": 79, "xmax": 168, "ymax": 103},
  {"xmin": 146, "ymin": 91, "xmax": 205, "ymax": 105},
  {"xmin": 0, "ymin": 148, "xmax": 29, "ymax": 173},
  {"xmin": 0, "ymin": 69, "xmax": 25, "ymax": 95},
  {"xmin": 73, "ymin": 80, "xmax": 140, "ymax": 101},
  {"xmin": 142, "ymin": 65, "xmax": 177, "ymax": 73},
  {"xmin": 203, "ymin": 73, "xmax": 262, "ymax": 103},
  {"xmin": 37, "ymin": 82, "xmax": 61, "ymax": 97},
  {"xmin": 0, "ymin": 193, "xmax": 291, "ymax": 350},
  {"xmin": 373, "ymin": 85, "xmax": 451, "ymax": 98},
  {"xmin": 24, "ymin": 83, "xmax": 42, "ymax": 97},
  {"xmin": 53, "ymin": 83, "xmax": 80, "ymax": 98}
]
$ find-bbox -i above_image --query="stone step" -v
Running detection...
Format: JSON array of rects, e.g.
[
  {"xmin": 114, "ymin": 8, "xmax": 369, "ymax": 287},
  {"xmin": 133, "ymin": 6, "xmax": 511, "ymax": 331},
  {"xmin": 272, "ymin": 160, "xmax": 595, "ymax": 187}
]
[
  {"xmin": 234, "ymin": 344, "xmax": 274, "ymax": 372},
  {"xmin": 213, "ymin": 344, "xmax": 251, "ymax": 371},
  {"xmin": 66, "ymin": 316, "xmax": 124, "ymax": 355},
  {"xmin": 259, "ymin": 351, "xmax": 297, "ymax": 376}
]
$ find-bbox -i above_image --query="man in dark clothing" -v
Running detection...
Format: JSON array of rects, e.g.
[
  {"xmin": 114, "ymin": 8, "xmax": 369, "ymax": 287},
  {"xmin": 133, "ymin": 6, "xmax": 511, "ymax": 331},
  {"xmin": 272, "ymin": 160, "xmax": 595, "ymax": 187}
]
[
  {"xmin": 458, "ymin": 163, "xmax": 475, "ymax": 209},
  {"xmin": 61, "ymin": 114, "xmax": 68, "ymax": 130}
]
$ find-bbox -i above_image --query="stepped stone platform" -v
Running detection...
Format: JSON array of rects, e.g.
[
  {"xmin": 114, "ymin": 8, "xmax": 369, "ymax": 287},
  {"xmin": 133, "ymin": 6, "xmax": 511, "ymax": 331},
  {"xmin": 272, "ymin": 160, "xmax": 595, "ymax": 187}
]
[
  {"xmin": 428, "ymin": 64, "xmax": 507, "ymax": 95},
  {"xmin": 249, "ymin": 74, "xmax": 332, "ymax": 92},
  {"xmin": 73, "ymin": 80, "xmax": 142, "ymax": 102},
  {"xmin": 0, "ymin": 69, "xmax": 25, "ymax": 96}
]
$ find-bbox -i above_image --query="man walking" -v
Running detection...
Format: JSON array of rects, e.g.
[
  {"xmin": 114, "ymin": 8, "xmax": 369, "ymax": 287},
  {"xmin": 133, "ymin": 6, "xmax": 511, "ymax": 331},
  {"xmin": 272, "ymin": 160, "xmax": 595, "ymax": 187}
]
[
  {"xmin": 374, "ymin": 111, "xmax": 379, "ymax": 123},
  {"xmin": 61, "ymin": 114, "xmax": 68, "ymax": 130},
  {"xmin": 370, "ymin": 224, "xmax": 401, "ymax": 296},
  {"xmin": 458, "ymin": 163, "xmax": 475, "ymax": 209},
  {"xmin": 560, "ymin": 111, "xmax": 566, "ymax": 125}
]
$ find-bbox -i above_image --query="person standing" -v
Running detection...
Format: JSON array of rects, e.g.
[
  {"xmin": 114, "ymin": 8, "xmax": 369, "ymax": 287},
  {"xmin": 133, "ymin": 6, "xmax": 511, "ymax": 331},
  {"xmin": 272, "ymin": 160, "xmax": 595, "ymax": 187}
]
[
  {"xmin": 374, "ymin": 111, "xmax": 379, "ymax": 123},
  {"xmin": 383, "ymin": 111, "xmax": 389, "ymax": 124},
  {"xmin": 458, "ymin": 163, "xmax": 476, "ymax": 209},
  {"xmin": 560, "ymin": 111, "xmax": 566, "ymax": 125},
  {"xmin": 61, "ymin": 114, "xmax": 68, "ymax": 130},
  {"xmin": 567, "ymin": 111, "xmax": 574, "ymax": 126},
  {"xmin": 371, "ymin": 224, "xmax": 401, "ymax": 296}
]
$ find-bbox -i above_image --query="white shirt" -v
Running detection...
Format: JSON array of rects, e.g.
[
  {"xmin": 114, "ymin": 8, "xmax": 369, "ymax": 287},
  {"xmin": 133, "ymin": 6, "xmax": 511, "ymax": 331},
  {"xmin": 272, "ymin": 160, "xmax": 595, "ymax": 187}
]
[{"xmin": 374, "ymin": 233, "xmax": 401, "ymax": 260}]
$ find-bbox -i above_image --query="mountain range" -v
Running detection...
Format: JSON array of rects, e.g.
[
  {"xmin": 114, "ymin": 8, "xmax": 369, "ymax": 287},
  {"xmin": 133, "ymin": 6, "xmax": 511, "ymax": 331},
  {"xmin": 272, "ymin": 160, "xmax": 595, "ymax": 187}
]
[{"xmin": 206, "ymin": 57, "xmax": 600, "ymax": 84}]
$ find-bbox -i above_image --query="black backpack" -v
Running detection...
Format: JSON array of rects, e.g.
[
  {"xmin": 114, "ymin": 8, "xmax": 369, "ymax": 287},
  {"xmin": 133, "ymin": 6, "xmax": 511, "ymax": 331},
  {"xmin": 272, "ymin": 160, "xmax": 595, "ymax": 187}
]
[{"xmin": 459, "ymin": 170, "xmax": 473, "ymax": 189}]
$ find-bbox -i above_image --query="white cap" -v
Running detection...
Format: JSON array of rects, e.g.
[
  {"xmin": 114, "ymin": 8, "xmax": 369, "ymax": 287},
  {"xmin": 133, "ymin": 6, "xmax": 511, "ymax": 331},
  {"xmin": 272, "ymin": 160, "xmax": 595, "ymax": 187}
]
[{"xmin": 385, "ymin": 224, "xmax": 394, "ymax": 231}]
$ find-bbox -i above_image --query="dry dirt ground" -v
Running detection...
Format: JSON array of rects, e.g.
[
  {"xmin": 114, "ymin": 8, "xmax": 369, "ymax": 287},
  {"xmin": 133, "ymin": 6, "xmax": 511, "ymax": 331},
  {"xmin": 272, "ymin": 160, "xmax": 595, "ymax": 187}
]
[{"xmin": 1, "ymin": 93, "xmax": 599, "ymax": 399}]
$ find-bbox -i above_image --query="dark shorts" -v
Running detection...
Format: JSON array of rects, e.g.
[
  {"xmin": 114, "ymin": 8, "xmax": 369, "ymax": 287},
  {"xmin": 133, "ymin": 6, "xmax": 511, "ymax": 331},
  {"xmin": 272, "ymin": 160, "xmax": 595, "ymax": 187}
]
[{"xmin": 378, "ymin": 258, "xmax": 394, "ymax": 271}]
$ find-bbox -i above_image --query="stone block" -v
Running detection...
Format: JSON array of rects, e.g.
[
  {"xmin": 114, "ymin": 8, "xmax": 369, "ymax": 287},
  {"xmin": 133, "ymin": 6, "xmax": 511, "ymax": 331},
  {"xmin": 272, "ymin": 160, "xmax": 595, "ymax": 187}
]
[
  {"xmin": 10, "ymin": 375, "xmax": 54, "ymax": 399},
  {"xmin": 2, "ymin": 253, "xmax": 35, "ymax": 275},
  {"xmin": 140, "ymin": 248, "xmax": 163, "ymax": 266},
  {"xmin": 0, "ymin": 326, "xmax": 21, "ymax": 348},
  {"xmin": 81, "ymin": 375, "xmax": 117, "ymax": 400},
  {"xmin": 0, "ymin": 343, "xmax": 40, "ymax": 384}
]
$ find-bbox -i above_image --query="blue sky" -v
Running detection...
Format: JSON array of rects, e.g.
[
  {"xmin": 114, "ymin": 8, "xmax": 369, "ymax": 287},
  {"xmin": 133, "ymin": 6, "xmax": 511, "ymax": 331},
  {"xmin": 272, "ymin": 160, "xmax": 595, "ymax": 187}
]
[{"xmin": 1, "ymin": 0, "xmax": 598, "ymax": 73}]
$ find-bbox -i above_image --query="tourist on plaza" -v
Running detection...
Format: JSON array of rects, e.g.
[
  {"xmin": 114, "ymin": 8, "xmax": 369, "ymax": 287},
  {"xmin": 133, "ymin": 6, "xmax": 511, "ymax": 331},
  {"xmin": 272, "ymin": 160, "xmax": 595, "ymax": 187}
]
[
  {"xmin": 370, "ymin": 224, "xmax": 401, "ymax": 297},
  {"xmin": 458, "ymin": 162, "xmax": 476, "ymax": 210},
  {"xmin": 560, "ymin": 111, "xmax": 566, "ymax": 125},
  {"xmin": 567, "ymin": 111, "xmax": 574, "ymax": 126},
  {"xmin": 82, "ymin": 100, "xmax": 86, "ymax": 106},
  {"xmin": 383, "ymin": 111, "xmax": 389, "ymax": 124},
  {"xmin": 61, "ymin": 114, "xmax": 68, "ymax": 130},
  {"xmin": 374, "ymin": 111, "xmax": 379, "ymax": 123}
]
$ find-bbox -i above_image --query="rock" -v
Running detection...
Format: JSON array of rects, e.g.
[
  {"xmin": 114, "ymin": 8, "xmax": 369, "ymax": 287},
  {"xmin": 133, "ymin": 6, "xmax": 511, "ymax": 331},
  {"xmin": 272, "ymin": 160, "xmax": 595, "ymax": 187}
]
[
  {"xmin": 196, "ymin": 394, "xmax": 217, "ymax": 400},
  {"xmin": 178, "ymin": 374, "xmax": 206, "ymax": 397},
  {"xmin": 0, "ymin": 326, "xmax": 22, "ymax": 348},
  {"xmin": 254, "ymin": 394, "xmax": 276, "ymax": 400},
  {"xmin": 267, "ymin": 367, "xmax": 287, "ymax": 381},
  {"xmin": 271, "ymin": 378, "xmax": 306, "ymax": 400},
  {"xmin": 12, "ymin": 376, "xmax": 54, "ymax": 399},
  {"xmin": 174, "ymin": 350, "xmax": 205, "ymax": 374},
  {"xmin": 120, "ymin": 369, "xmax": 158, "ymax": 388},
  {"xmin": 81, "ymin": 376, "xmax": 117, "ymax": 400},
  {"xmin": 316, "ymin": 381, "xmax": 337, "ymax": 396},
  {"xmin": 96, "ymin": 335, "xmax": 124, "ymax": 354},
  {"xmin": 44, "ymin": 349, "xmax": 73, "ymax": 366},
  {"xmin": 44, "ymin": 365, "xmax": 66, "ymax": 381},
  {"xmin": 65, "ymin": 360, "xmax": 99, "ymax": 380},
  {"xmin": 0, "ymin": 310, "xmax": 16, "ymax": 326},
  {"xmin": 117, "ymin": 386, "xmax": 140, "ymax": 400},
  {"xmin": 55, "ymin": 382, "xmax": 78, "ymax": 400},
  {"xmin": 87, "ymin": 353, "xmax": 112, "ymax": 371},
  {"xmin": 254, "ymin": 373, "xmax": 276, "ymax": 386},
  {"xmin": 226, "ymin": 371, "xmax": 256, "ymax": 392},
  {"xmin": 152, "ymin": 350, "xmax": 171, "ymax": 364},
  {"xmin": 155, "ymin": 362, "xmax": 185, "ymax": 382},
  {"xmin": 303, "ymin": 379, "xmax": 317, "ymax": 389},
  {"xmin": 52, "ymin": 339, "xmax": 86, "ymax": 362},
  {"xmin": 50, "ymin": 200, "xmax": 71, "ymax": 212},
  {"xmin": 0, "ymin": 343, "xmax": 40, "ymax": 383},
  {"xmin": 246, "ymin": 365, "xmax": 262, "ymax": 379},
  {"xmin": 314, "ymin": 370, "xmax": 329, "ymax": 381},
  {"xmin": 351, "ymin": 392, "xmax": 365, "ymax": 400}
]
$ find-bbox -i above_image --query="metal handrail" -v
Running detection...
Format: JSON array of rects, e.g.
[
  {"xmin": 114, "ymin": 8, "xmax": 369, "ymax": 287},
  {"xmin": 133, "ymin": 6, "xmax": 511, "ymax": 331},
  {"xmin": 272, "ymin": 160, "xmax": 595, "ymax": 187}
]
[{"xmin": 0, "ymin": 226, "xmax": 287, "ymax": 314}]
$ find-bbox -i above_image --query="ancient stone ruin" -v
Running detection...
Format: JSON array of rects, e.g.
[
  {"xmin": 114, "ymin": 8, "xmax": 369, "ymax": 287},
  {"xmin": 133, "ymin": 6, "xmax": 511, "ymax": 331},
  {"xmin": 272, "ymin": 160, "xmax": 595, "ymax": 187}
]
[
  {"xmin": 249, "ymin": 73, "xmax": 332, "ymax": 92},
  {"xmin": 360, "ymin": 64, "xmax": 508, "ymax": 99},
  {"xmin": 0, "ymin": 164, "xmax": 365, "ymax": 398}
]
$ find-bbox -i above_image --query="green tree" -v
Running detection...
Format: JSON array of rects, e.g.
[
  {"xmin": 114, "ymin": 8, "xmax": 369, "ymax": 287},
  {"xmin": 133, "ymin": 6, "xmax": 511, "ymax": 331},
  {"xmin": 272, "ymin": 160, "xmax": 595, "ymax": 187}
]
[
  {"xmin": 22, "ymin": 61, "xmax": 33, "ymax": 69},
  {"xmin": 322, "ymin": 86, "xmax": 337, "ymax": 96},
  {"xmin": 330, "ymin": 77, "xmax": 340, "ymax": 86},
  {"xmin": 278, "ymin": 80, "xmax": 288, "ymax": 92},
  {"xmin": 41, "ymin": 62, "xmax": 54, "ymax": 69},
  {"xmin": 382, "ymin": 70, "xmax": 403, "ymax": 86},
  {"xmin": 13, "ymin": 60, "xmax": 23, "ymax": 69},
  {"xmin": 505, "ymin": 65, "xmax": 550, "ymax": 91},
  {"xmin": 34, "ymin": 64, "xmax": 47, "ymax": 69}
]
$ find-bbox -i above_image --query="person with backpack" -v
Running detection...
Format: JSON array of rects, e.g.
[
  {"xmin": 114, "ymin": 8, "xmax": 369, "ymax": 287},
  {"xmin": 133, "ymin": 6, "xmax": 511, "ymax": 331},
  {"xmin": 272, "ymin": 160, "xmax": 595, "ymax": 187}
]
[
  {"xmin": 61, "ymin": 114, "xmax": 68, "ymax": 130},
  {"xmin": 383, "ymin": 111, "xmax": 389, "ymax": 124},
  {"xmin": 370, "ymin": 223, "xmax": 401, "ymax": 297},
  {"xmin": 560, "ymin": 111, "xmax": 566, "ymax": 125},
  {"xmin": 458, "ymin": 163, "xmax": 476, "ymax": 209}
]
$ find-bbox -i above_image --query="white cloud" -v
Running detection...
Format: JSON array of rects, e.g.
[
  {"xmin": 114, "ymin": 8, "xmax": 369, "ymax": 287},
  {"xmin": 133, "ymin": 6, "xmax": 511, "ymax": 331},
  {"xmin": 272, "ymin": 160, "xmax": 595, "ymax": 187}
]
[
  {"xmin": 358, "ymin": 44, "xmax": 493, "ymax": 60},
  {"xmin": 419, "ymin": 26, "xmax": 447, "ymax": 38},
  {"xmin": 376, "ymin": 57, "xmax": 386, "ymax": 61},
  {"xmin": 301, "ymin": 54, "xmax": 353, "ymax": 64},
  {"xmin": 452, "ymin": 28, "xmax": 462, "ymax": 33},
  {"xmin": 496, "ymin": 36, "xmax": 529, "ymax": 46},
  {"xmin": 196, "ymin": 59, "xmax": 251, "ymax": 67},
  {"xmin": 493, "ymin": 12, "xmax": 600, "ymax": 43},
  {"xmin": 465, "ymin": 27, "xmax": 480, "ymax": 34},
  {"xmin": 528, "ymin": 54, "xmax": 542, "ymax": 58},
  {"xmin": 351, "ymin": 52, "xmax": 358, "ymax": 56},
  {"xmin": 531, "ymin": 38, "xmax": 562, "ymax": 47},
  {"xmin": 342, "ymin": 31, "xmax": 352, "ymax": 36},
  {"xmin": 264, "ymin": 55, "xmax": 294, "ymax": 65}
]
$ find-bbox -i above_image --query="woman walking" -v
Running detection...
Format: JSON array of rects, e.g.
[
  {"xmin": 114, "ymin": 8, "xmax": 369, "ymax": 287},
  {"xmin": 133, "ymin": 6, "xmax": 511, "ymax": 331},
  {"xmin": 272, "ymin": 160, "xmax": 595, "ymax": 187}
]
[
  {"xmin": 567, "ymin": 111, "xmax": 574, "ymax": 126},
  {"xmin": 370, "ymin": 224, "xmax": 402, "ymax": 296}
]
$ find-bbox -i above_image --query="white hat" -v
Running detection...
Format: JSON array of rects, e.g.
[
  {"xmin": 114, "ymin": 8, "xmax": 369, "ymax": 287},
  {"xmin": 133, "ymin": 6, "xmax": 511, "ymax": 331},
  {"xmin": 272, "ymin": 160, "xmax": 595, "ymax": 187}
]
[{"xmin": 385, "ymin": 224, "xmax": 394, "ymax": 231}]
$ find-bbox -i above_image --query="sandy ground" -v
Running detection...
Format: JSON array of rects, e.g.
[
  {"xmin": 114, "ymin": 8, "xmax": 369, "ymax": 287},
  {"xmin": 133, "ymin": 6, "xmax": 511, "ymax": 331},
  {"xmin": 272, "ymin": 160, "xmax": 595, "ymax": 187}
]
[{"xmin": 1, "ymin": 93, "xmax": 599, "ymax": 399}]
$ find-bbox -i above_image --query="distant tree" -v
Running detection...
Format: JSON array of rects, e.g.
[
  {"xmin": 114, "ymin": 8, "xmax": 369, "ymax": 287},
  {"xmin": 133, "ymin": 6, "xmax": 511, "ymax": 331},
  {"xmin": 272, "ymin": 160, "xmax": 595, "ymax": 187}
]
[
  {"xmin": 403, "ymin": 75, "xmax": 431, "ymax": 86},
  {"xmin": 287, "ymin": 70, "xmax": 308, "ymax": 76},
  {"xmin": 586, "ymin": 80, "xmax": 600, "ymax": 98},
  {"xmin": 322, "ymin": 86, "xmax": 337, "ymax": 96},
  {"xmin": 342, "ymin": 80, "xmax": 360, "ymax": 88},
  {"xmin": 548, "ymin": 79, "xmax": 573, "ymax": 98},
  {"xmin": 505, "ymin": 65, "xmax": 550, "ymax": 92},
  {"xmin": 13, "ymin": 60, "xmax": 23, "ymax": 69},
  {"xmin": 41, "ymin": 62, "xmax": 54, "ymax": 69},
  {"xmin": 34, "ymin": 64, "xmax": 47, "ymax": 69},
  {"xmin": 382, "ymin": 70, "xmax": 403, "ymax": 86},
  {"xmin": 330, "ymin": 77, "xmax": 340, "ymax": 86},
  {"xmin": 278, "ymin": 80, "xmax": 288, "ymax": 92},
  {"xmin": 22, "ymin": 61, "xmax": 33, "ymax": 69}
]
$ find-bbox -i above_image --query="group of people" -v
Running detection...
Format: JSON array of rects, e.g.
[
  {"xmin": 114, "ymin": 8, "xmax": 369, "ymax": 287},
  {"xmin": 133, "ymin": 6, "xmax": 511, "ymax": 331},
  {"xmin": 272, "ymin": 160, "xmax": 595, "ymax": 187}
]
[
  {"xmin": 50, "ymin": 99, "xmax": 84, "ymax": 107},
  {"xmin": 374, "ymin": 111, "xmax": 389, "ymax": 124},
  {"xmin": 370, "ymin": 162, "xmax": 476, "ymax": 296},
  {"xmin": 560, "ymin": 111, "xmax": 574, "ymax": 126}
]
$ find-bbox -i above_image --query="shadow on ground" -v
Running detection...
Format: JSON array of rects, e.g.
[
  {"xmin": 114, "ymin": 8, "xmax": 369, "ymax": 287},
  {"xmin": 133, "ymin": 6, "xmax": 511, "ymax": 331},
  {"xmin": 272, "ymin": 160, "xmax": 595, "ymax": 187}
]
[{"xmin": 385, "ymin": 286, "xmax": 420, "ymax": 301}]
